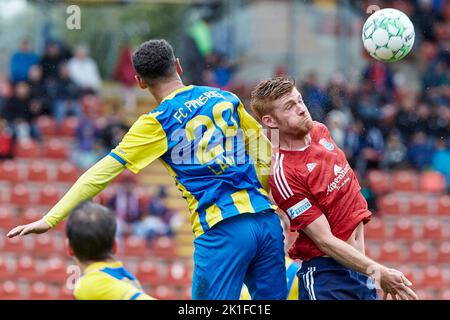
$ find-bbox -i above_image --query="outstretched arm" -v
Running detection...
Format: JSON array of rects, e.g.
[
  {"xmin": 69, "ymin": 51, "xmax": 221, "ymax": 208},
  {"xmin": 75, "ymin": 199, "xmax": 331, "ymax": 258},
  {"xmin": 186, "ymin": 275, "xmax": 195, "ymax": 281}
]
[
  {"xmin": 303, "ymin": 214, "xmax": 418, "ymax": 300},
  {"xmin": 7, "ymin": 155, "xmax": 125, "ymax": 237}
]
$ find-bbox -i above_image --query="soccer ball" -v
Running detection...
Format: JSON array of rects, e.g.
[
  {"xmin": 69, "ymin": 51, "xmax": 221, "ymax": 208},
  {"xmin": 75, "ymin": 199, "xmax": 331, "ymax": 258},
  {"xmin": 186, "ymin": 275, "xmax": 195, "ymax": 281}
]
[{"xmin": 362, "ymin": 8, "xmax": 415, "ymax": 62}]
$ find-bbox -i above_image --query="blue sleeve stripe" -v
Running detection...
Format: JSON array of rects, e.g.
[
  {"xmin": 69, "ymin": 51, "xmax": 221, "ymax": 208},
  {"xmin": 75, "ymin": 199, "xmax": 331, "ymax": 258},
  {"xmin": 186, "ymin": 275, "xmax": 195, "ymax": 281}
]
[
  {"xmin": 130, "ymin": 292, "xmax": 142, "ymax": 300},
  {"xmin": 109, "ymin": 152, "xmax": 127, "ymax": 166}
]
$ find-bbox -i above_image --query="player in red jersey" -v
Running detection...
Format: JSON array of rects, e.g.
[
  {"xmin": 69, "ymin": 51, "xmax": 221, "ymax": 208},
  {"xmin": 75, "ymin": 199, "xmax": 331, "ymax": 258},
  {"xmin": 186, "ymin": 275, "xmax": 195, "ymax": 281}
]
[{"xmin": 250, "ymin": 77, "xmax": 418, "ymax": 300}]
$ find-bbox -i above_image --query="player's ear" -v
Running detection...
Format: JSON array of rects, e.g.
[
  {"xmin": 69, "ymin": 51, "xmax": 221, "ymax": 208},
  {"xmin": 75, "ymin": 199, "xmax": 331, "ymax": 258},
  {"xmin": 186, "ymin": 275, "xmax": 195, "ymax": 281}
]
[
  {"xmin": 112, "ymin": 239, "xmax": 118, "ymax": 255},
  {"xmin": 65, "ymin": 238, "xmax": 75, "ymax": 257},
  {"xmin": 135, "ymin": 75, "xmax": 148, "ymax": 89},
  {"xmin": 175, "ymin": 58, "xmax": 183, "ymax": 77},
  {"xmin": 261, "ymin": 114, "xmax": 278, "ymax": 129}
]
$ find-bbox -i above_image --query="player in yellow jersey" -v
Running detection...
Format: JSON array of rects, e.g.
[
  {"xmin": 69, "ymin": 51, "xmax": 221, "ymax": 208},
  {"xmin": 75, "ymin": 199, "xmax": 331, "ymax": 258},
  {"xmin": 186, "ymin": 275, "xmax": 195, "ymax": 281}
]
[
  {"xmin": 8, "ymin": 39, "xmax": 287, "ymax": 300},
  {"xmin": 66, "ymin": 201, "xmax": 153, "ymax": 300}
]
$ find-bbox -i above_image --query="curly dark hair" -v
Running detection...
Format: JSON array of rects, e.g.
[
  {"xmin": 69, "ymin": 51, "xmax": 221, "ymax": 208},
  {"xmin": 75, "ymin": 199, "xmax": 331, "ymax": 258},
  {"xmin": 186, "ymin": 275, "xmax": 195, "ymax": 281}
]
[{"xmin": 132, "ymin": 39, "xmax": 177, "ymax": 85}]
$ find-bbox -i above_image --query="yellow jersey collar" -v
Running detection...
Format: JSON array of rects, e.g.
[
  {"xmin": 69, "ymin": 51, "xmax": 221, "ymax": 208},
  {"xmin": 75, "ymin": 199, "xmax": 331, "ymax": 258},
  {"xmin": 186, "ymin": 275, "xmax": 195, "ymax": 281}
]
[
  {"xmin": 84, "ymin": 261, "xmax": 124, "ymax": 274},
  {"xmin": 161, "ymin": 85, "xmax": 194, "ymax": 103}
]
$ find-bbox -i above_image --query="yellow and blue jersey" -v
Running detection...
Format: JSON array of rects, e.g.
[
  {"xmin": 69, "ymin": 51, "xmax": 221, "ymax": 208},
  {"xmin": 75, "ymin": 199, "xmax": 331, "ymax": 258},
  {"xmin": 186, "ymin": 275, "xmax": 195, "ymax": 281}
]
[
  {"xmin": 110, "ymin": 85, "xmax": 276, "ymax": 237},
  {"xmin": 74, "ymin": 261, "xmax": 153, "ymax": 300}
]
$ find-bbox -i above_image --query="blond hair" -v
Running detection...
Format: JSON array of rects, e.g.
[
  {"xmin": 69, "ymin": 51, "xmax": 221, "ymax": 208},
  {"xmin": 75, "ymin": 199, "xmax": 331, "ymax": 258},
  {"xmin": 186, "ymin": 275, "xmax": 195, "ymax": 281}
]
[{"xmin": 250, "ymin": 77, "xmax": 295, "ymax": 120}]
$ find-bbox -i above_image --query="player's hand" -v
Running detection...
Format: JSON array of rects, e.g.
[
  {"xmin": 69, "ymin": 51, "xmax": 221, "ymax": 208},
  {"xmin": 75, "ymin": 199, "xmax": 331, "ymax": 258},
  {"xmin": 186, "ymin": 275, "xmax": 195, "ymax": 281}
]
[
  {"xmin": 7, "ymin": 219, "xmax": 51, "ymax": 238},
  {"xmin": 379, "ymin": 267, "xmax": 418, "ymax": 300}
]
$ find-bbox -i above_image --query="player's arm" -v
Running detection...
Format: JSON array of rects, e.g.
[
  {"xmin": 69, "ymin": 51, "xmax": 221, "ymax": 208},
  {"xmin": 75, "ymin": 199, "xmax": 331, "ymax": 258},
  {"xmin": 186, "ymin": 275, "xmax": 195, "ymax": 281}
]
[
  {"xmin": 7, "ymin": 113, "xmax": 168, "ymax": 238},
  {"xmin": 303, "ymin": 215, "xmax": 418, "ymax": 300},
  {"xmin": 237, "ymin": 102, "xmax": 272, "ymax": 192}
]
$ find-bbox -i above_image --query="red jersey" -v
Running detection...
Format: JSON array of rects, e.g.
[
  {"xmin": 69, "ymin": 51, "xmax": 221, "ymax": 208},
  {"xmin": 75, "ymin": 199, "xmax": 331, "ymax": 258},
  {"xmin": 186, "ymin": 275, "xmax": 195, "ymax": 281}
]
[{"xmin": 269, "ymin": 121, "xmax": 372, "ymax": 261}]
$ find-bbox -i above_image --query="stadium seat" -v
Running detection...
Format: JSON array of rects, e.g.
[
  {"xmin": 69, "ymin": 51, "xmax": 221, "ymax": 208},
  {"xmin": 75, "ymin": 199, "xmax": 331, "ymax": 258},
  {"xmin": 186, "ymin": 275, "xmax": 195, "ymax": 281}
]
[
  {"xmin": 14, "ymin": 256, "xmax": 38, "ymax": 281},
  {"xmin": 10, "ymin": 184, "xmax": 31, "ymax": 205},
  {"xmin": 422, "ymin": 266, "xmax": 444, "ymax": 289},
  {"xmin": 420, "ymin": 171, "xmax": 446, "ymax": 194},
  {"xmin": 60, "ymin": 117, "xmax": 79, "ymax": 137},
  {"xmin": 0, "ymin": 160, "xmax": 20, "ymax": 182},
  {"xmin": 0, "ymin": 256, "xmax": 11, "ymax": 281},
  {"xmin": 392, "ymin": 218, "xmax": 416, "ymax": 240},
  {"xmin": 377, "ymin": 194, "xmax": 402, "ymax": 215},
  {"xmin": 167, "ymin": 261, "xmax": 192, "ymax": 286},
  {"xmin": 0, "ymin": 281, "xmax": 22, "ymax": 300},
  {"xmin": 178, "ymin": 286, "xmax": 192, "ymax": 300},
  {"xmin": 407, "ymin": 242, "xmax": 431, "ymax": 263},
  {"xmin": 438, "ymin": 289, "xmax": 450, "ymax": 300},
  {"xmin": 3, "ymin": 236, "xmax": 27, "ymax": 253},
  {"xmin": 36, "ymin": 116, "xmax": 56, "ymax": 137},
  {"xmin": 136, "ymin": 261, "xmax": 163, "ymax": 285},
  {"xmin": 43, "ymin": 139, "xmax": 69, "ymax": 159},
  {"xmin": 436, "ymin": 242, "xmax": 450, "ymax": 263},
  {"xmin": 151, "ymin": 285, "xmax": 176, "ymax": 300},
  {"xmin": 56, "ymin": 285, "xmax": 74, "ymax": 300},
  {"xmin": 367, "ymin": 170, "xmax": 390, "ymax": 194},
  {"xmin": 392, "ymin": 170, "xmax": 419, "ymax": 192},
  {"xmin": 15, "ymin": 139, "xmax": 39, "ymax": 158},
  {"xmin": 29, "ymin": 282, "xmax": 53, "ymax": 300},
  {"xmin": 31, "ymin": 234, "xmax": 60, "ymax": 256},
  {"xmin": 122, "ymin": 235, "xmax": 147, "ymax": 257},
  {"xmin": 56, "ymin": 161, "xmax": 79, "ymax": 182},
  {"xmin": 409, "ymin": 196, "xmax": 430, "ymax": 216},
  {"xmin": 422, "ymin": 218, "xmax": 444, "ymax": 241},
  {"xmin": 378, "ymin": 241, "xmax": 402, "ymax": 262},
  {"xmin": 41, "ymin": 257, "xmax": 68, "ymax": 284},
  {"xmin": 437, "ymin": 195, "xmax": 450, "ymax": 217},
  {"xmin": 150, "ymin": 236, "xmax": 177, "ymax": 259},
  {"xmin": 415, "ymin": 289, "xmax": 435, "ymax": 300},
  {"xmin": 364, "ymin": 217, "xmax": 386, "ymax": 240},
  {"xmin": 27, "ymin": 160, "xmax": 50, "ymax": 182},
  {"xmin": 20, "ymin": 208, "xmax": 42, "ymax": 225},
  {"xmin": 0, "ymin": 207, "xmax": 16, "ymax": 230},
  {"xmin": 38, "ymin": 185, "xmax": 60, "ymax": 206}
]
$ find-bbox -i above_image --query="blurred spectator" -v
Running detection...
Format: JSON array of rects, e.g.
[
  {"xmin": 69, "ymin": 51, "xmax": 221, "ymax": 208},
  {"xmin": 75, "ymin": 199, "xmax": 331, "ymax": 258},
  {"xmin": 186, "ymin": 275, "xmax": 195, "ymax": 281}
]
[
  {"xmin": 72, "ymin": 114, "xmax": 103, "ymax": 169},
  {"xmin": 113, "ymin": 45, "xmax": 137, "ymax": 114},
  {"xmin": 10, "ymin": 39, "xmax": 39, "ymax": 84},
  {"xmin": 381, "ymin": 130, "xmax": 408, "ymax": 169},
  {"xmin": 431, "ymin": 137, "xmax": 450, "ymax": 190},
  {"xmin": 0, "ymin": 118, "xmax": 15, "ymax": 159},
  {"xmin": 40, "ymin": 42, "xmax": 65, "ymax": 82},
  {"xmin": 68, "ymin": 45, "xmax": 102, "ymax": 92},
  {"xmin": 352, "ymin": 80, "xmax": 383, "ymax": 128},
  {"xmin": 27, "ymin": 65, "xmax": 52, "ymax": 116},
  {"xmin": 407, "ymin": 131, "xmax": 434, "ymax": 170},
  {"xmin": 99, "ymin": 103, "xmax": 129, "ymax": 150},
  {"xmin": 362, "ymin": 61, "xmax": 395, "ymax": 101},
  {"xmin": 301, "ymin": 72, "xmax": 327, "ymax": 122},
  {"xmin": 54, "ymin": 63, "xmax": 81, "ymax": 124}
]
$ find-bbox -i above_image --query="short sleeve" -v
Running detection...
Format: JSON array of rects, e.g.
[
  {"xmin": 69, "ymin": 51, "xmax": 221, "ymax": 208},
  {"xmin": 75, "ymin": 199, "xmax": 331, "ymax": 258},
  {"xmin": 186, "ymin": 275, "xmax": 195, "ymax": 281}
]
[{"xmin": 110, "ymin": 112, "xmax": 168, "ymax": 174}]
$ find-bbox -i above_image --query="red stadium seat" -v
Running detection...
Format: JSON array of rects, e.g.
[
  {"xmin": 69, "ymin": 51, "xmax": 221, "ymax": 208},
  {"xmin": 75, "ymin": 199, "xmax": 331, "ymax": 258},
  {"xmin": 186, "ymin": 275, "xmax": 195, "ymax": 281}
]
[
  {"xmin": 167, "ymin": 261, "xmax": 192, "ymax": 286},
  {"xmin": 56, "ymin": 285, "xmax": 74, "ymax": 300},
  {"xmin": 436, "ymin": 242, "xmax": 450, "ymax": 263},
  {"xmin": 10, "ymin": 184, "xmax": 31, "ymax": 205},
  {"xmin": 56, "ymin": 162, "xmax": 79, "ymax": 182},
  {"xmin": 392, "ymin": 170, "xmax": 419, "ymax": 192},
  {"xmin": 422, "ymin": 218, "xmax": 444, "ymax": 241},
  {"xmin": 31, "ymin": 234, "xmax": 60, "ymax": 256},
  {"xmin": 407, "ymin": 242, "xmax": 431, "ymax": 263},
  {"xmin": 392, "ymin": 218, "xmax": 416, "ymax": 240},
  {"xmin": 151, "ymin": 236, "xmax": 177, "ymax": 258},
  {"xmin": 41, "ymin": 257, "xmax": 68, "ymax": 284},
  {"xmin": 0, "ymin": 160, "xmax": 20, "ymax": 182},
  {"xmin": 378, "ymin": 241, "xmax": 402, "ymax": 262},
  {"xmin": 27, "ymin": 160, "xmax": 50, "ymax": 182},
  {"xmin": 123, "ymin": 235, "xmax": 147, "ymax": 257},
  {"xmin": 136, "ymin": 261, "xmax": 162, "ymax": 285},
  {"xmin": 151, "ymin": 285, "xmax": 176, "ymax": 300},
  {"xmin": 178, "ymin": 286, "xmax": 192, "ymax": 300},
  {"xmin": 422, "ymin": 266, "xmax": 444, "ymax": 289},
  {"xmin": 420, "ymin": 171, "xmax": 446, "ymax": 194},
  {"xmin": 43, "ymin": 139, "xmax": 69, "ymax": 159},
  {"xmin": 415, "ymin": 289, "xmax": 435, "ymax": 300},
  {"xmin": 38, "ymin": 185, "xmax": 60, "ymax": 206},
  {"xmin": 0, "ymin": 207, "xmax": 16, "ymax": 230},
  {"xmin": 3, "ymin": 236, "xmax": 27, "ymax": 253},
  {"xmin": 439, "ymin": 289, "xmax": 450, "ymax": 300},
  {"xmin": 0, "ymin": 281, "xmax": 22, "ymax": 300},
  {"xmin": 36, "ymin": 116, "xmax": 56, "ymax": 137},
  {"xmin": 437, "ymin": 195, "xmax": 450, "ymax": 217},
  {"xmin": 14, "ymin": 256, "xmax": 38, "ymax": 281},
  {"xmin": 409, "ymin": 196, "xmax": 430, "ymax": 216},
  {"xmin": 60, "ymin": 117, "xmax": 79, "ymax": 137},
  {"xmin": 20, "ymin": 208, "xmax": 41, "ymax": 225},
  {"xmin": 364, "ymin": 217, "xmax": 386, "ymax": 240},
  {"xmin": 15, "ymin": 139, "xmax": 39, "ymax": 158},
  {"xmin": 377, "ymin": 194, "xmax": 402, "ymax": 215},
  {"xmin": 0, "ymin": 256, "xmax": 11, "ymax": 281},
  {"xmin": 29, "ymin": 282, "xmax": 53, "ymax": 300},
  {"xmin": 367, "ymin": 170, "xmax": 390, "ymax": 194}
]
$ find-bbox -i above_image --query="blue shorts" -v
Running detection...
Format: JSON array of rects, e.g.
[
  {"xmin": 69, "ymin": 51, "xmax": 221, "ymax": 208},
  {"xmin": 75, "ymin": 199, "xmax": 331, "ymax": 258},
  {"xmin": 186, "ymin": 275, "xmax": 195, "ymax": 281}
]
[
  {"xmin": 297, "ymin": 257, "xmax": 379, "ymax": 300},
  {"xmin": 192, "ymin": 210, "xmax": 287, "ymax": 300}
]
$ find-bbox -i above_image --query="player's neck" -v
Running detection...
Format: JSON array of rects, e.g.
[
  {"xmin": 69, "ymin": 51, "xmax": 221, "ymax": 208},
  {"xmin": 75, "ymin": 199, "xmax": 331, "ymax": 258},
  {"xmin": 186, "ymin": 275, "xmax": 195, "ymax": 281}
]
[
  {"xmin": 150, "ymin": 78, "xmax": 186, "ymax": 104},
  {"xmin": 279, "ymin": 133, "xmax": 311, "ymax": 151}
]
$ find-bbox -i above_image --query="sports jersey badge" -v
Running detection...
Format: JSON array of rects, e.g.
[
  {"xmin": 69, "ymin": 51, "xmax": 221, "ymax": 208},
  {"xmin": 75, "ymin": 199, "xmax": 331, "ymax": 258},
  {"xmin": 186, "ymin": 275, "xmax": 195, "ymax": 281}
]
[{"xmin": 319, "ymin": 138, "xmax": 334, "ymax": 151}]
